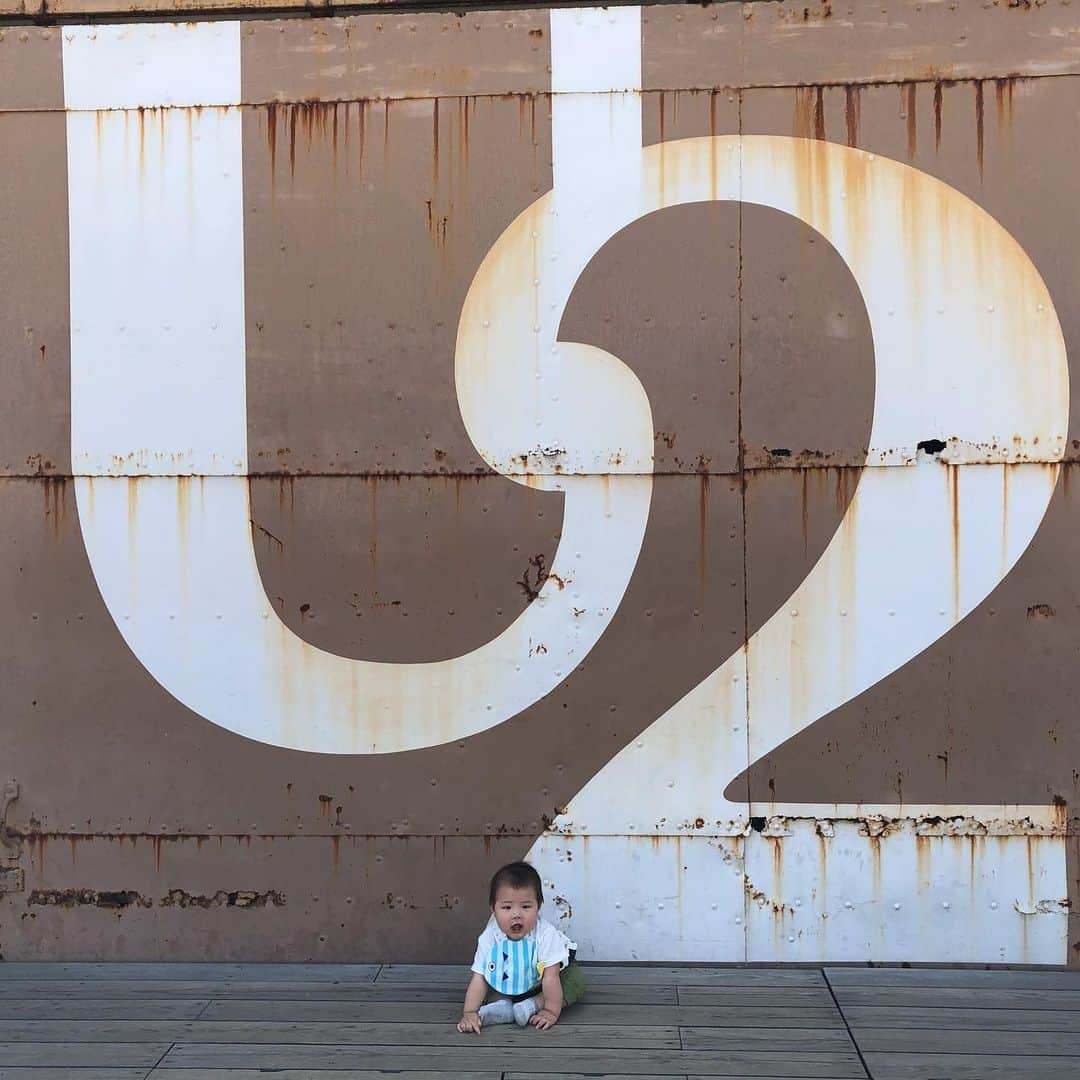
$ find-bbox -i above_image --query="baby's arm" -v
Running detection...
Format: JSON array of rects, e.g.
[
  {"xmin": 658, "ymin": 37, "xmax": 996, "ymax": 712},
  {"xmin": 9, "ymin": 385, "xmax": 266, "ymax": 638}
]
[
  {"xmin": 458, "ymin": 971, "xmax": 488, "ymax": 1033},
  {"xmin": 531, "ymin": 964, "xmax": 564, "ymax": 1030}
]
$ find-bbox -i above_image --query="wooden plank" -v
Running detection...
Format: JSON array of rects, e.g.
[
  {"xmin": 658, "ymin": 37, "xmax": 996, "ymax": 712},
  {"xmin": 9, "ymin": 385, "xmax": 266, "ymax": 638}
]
[
  {"xmin": 159, "ymin": 1042, "xmax": 868, "ymax": 1076},
  {"xmin": 0, "ymin": 1044, "xmax": 170, "ymax": 1067},
  {"xmin": 678, "ymin": 987, "xmax": 835, "ymax": 1008},
  {"xmin": 0, "ymin": 963, "xmax": 380, "ymax": 982},
  {"xmin": 203, "ymin": 999, "xmax": 844, "ymax": 1028},
  {"xmin": 0, "ymin": 1071, "xmax": 149, "ymax": 1080},
  {"xmin": 149, "ymin": 1073, "xmax": 500, "ymax": 1080},
  {"xmin": 680, "ymin": 1026, "xmax": 855, "ymax": 1052},
  {"xmin": 854, "ymin": 1027, "xmax": 1080, "ymax": 1055},
  {"xmin": 864, "ymin": 1052, "xmax": 1080, "ymax": 1079},
  {"xmin": 0, "ymin": 1019, "xmax": 678, "ymax": 1049},
  {"xmin": 0, "ymin": 979, "xmax": 675, "ymax": 1005},
  {"xmin": 844, "ymin": 1005, "xmax": 1080, "ymax": 1032},
  {"xmin": 506, "ymin": 1075, "xmax": 689, "ymax": 1080},
  {"xmin": 378, "ymin": 965, "xmax": 826, "ymax": 987},
  {"xmin": 0, "ymin": 999, "xmax": 208, "ymax": 1020},
  {"xmin": 825, "ymin": 967, "xmax": 1080, "ymax": 991},
  {"xmin": 833, "ymin": 986, "xmax": 1080, "ymax": 1011}
]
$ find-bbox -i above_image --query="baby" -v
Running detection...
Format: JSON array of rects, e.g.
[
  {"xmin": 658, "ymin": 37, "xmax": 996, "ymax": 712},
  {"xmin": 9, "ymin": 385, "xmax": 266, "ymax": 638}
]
[{"xmin": 457, "ymin": 860, "xmax": 585, "ymax": 1033}]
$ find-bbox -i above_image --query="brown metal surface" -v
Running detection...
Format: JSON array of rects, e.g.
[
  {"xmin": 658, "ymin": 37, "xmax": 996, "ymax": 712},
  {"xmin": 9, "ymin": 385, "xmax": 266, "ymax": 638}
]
[{"xmin": 2, "ymin": 3, "xmax": 1078, "ymax": 962}]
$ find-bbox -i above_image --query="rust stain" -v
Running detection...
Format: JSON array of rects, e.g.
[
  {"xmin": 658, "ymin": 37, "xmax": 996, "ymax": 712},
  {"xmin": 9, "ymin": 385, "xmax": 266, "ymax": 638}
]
[
  {"xmin": 904, "ymin": 83, "xmax": 917, "ymax": 161},
  {"xmin": 266, "ymin": 102, "xmax": 278, "ymax": 193},
  {"xmin": 357, "ymin": 100, "xmax": 367, "ymax": 179},
  {"xmin": 813, "ymin": 86, "xmax": 825, "ymax": 140},
  {"xmin": 844, "ymin": 85, "xmax": 860, "ymax": 147},
  {"xmin": 28, "ymin": 888, "xmax": 152, "ymax": 910},
  {"xmin": 915, "ymin": 834, "xmax": 930, "ymax": 891},
  {"xmin": 42, "ymin": 477, "xmax": 68, "ymax": 540},
  {"xmin": 975, "ymin": 81, "xmax": 985, "ymax": 178},
  {"xmin": 698, "ymin": 473, "xmax": 708, "ymax": 601},
  {"xmin": 933, "ymin": 81, "xmax": 944, "ymax": 151},
  {"xmin": 800, "ymin": 470, "xmax": 809, "ymax": 555},
  {"xmin": 948, "ymin": 465, "xmax": 960, "ymax": 618},
  {"xmin": 994, "ymin": 77, "xmax": 1015, "ymax": 137}
]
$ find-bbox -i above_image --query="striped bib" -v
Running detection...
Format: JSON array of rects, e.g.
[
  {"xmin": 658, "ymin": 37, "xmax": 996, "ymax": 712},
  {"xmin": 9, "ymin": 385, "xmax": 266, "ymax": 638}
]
[{"xmin": 484, "ymin": 933, "xmax": 542, "ymax": 996}]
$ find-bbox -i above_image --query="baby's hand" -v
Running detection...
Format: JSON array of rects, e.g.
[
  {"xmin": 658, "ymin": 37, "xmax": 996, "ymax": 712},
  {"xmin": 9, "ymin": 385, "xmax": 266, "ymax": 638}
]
[
  {"xmin": 530, "ymin": 1008, "xmax": 559, "ymax": 1030},
  {"xmin": 457, "ymin": 1010, "xmax": 482, "ymax": 1034}
]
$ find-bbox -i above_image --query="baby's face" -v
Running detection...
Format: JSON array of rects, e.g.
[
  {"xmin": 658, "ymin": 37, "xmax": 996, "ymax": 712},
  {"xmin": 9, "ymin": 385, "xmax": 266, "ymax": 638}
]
[{"xmin": 491, "ymin": 883, "xmax": 540, "ymax": 940}]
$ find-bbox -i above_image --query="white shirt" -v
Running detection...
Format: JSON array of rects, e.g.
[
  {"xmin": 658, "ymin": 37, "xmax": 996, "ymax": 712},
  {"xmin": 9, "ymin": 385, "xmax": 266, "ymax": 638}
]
[{"xmin": 470, "ymin": 915, "xmax": 577, "ymax": 995}]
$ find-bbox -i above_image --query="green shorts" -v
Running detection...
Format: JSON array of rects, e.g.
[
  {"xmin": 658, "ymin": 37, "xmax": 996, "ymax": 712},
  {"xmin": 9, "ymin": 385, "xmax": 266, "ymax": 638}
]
[{"xmin": 498, "ymin": 962, "xmax": 587, "ymax": 1008}]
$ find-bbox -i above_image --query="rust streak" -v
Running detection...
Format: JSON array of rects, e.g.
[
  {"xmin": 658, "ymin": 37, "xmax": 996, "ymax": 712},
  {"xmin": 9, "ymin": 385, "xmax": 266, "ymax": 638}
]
[
  {"xmin": 266, "ymin": 103, "xmax": 278, "ymax": 194},
  {"xmin": 844, "ymin": 85, "xmax": 860, "ymax": 147},
  {"xmin": 975, "ymin": 81, "xmax": 985, "ymax": 179},
  {"xmin": 905, "ymin": 83, "xmax": 917, "ymax": 161},
  {"xmin": 933, "ymin": 81, "xmax": 945, "ymax": 152}
]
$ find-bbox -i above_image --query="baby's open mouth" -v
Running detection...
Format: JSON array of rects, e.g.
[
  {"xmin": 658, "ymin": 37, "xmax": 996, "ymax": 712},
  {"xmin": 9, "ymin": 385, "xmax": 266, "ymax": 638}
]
[{"xmin": 510, "ymin": 922, "xmax": 524, "ymax": 933}]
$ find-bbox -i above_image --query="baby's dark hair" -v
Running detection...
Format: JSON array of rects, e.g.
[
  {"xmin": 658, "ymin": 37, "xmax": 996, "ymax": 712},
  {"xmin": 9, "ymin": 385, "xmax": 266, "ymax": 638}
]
[{"xmin": 488, "ymin": 861, "xmax": 544, "ymax": 907}]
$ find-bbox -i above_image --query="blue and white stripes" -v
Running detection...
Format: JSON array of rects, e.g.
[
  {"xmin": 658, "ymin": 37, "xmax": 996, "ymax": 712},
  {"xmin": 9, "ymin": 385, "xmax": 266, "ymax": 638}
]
[{"xmin": 484, "ymin": 934, "xmax": 540, "ymax": 997}]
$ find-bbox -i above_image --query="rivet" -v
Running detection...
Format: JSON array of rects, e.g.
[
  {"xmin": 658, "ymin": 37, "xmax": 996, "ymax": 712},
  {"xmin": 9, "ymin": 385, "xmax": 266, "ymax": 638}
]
[
  {"xmin": 615, "ymin": 901, "xmax": 621, "ymax": 908},
  {"xmin": 533, "ymin": 325, "xmax": 541, "ymax": 333},
  {"xmin": 533, "ymin": 279, "xmax": 540, "ymax": 286},
  {"xmin": 666, "ymin": 780, "xmax": 675, "ymax": 788},
  {"xmin": 888, "ymin": 609, "xmax": 895, "ymax": 616},
  {"xmin": 990, "ymin": 901, "xmax": 999, "ymax": 910},
  {"xmin": 893, "ymin": 902, "xmax": 901, "ymax": 910},
  {"xmin": 986, "ymin": 304, "xmax": 995, "ymax": 313},
  {"xmin": 711, "ymin": 903, "xmax": 718, "ymax": 910},
  {"xmin": 795, "ymin": 898, "xmax": 802, "ymax": 907},
  {"xmin": 635, "ymin": 741, "xmax": 644, "ymax": 748},
  {"xmin": 844, "ymin": 901, "xmax": 853, "ymax": 909},
  {"xmin": 788, "ymin": 935, "xmax": 796, "ymax": 943},
  {"xmin": 937, "ymin": 306, "xmax": 945, "ymax": 315},
  {"xmin": 482, "ymin": 319, "xmax": 490, "ymax": 328},
  {"xmin": 1037, "ymin": 303, "xmax": 1045, "ymax": 312},
  {"xmin": 735, "ymin": 916, "xmax": 742, "ymax": 925},
  {"xmin": 839, "ymin": 192, "xmax": 847, "ymax": 199},
  {"xmin": 658, "ymin": 902, "xmax": 664, "ymax": 910},
  {"xmin": 942, "ymin": 901, "xmax": 950, "ymax": 910},
  {"xmin": 887, "ymin": 308, "xmax": 895, "ymax": 316},
  {"xmin": 531, "ymin": 230, "xmax": 539, "ymax": 239},
  {"xmin": 840, "ymin": 608, "xmax": 847, "ymax": 616},
  {"xmin": 790, "ymin": 609, "xmax": 798, "ymax": 617}
]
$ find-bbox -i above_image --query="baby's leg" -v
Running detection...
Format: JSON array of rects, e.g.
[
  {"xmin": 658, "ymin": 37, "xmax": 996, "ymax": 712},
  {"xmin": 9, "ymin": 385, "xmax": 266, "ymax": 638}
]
[
  {"xmin": 512, "ymin": 994, "xmax": 542, "ymax": 1027},
  {"xmin": 478, "ymin": 991, "xmax": 514, "ymax": 1026}
]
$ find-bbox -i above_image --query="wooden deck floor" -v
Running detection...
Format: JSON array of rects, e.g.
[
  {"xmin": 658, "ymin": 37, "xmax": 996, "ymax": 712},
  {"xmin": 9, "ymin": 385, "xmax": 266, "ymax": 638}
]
[{"xmin": 0, "ymin": 963, "xmax": 1079, "ymax": 1079}]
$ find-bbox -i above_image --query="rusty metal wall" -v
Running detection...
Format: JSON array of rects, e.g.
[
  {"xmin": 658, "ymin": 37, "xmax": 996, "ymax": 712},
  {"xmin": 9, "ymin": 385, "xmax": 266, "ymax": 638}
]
[{"xmin": 1, "ymin": 2, "xmax": 1078, "ymax": 964}]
